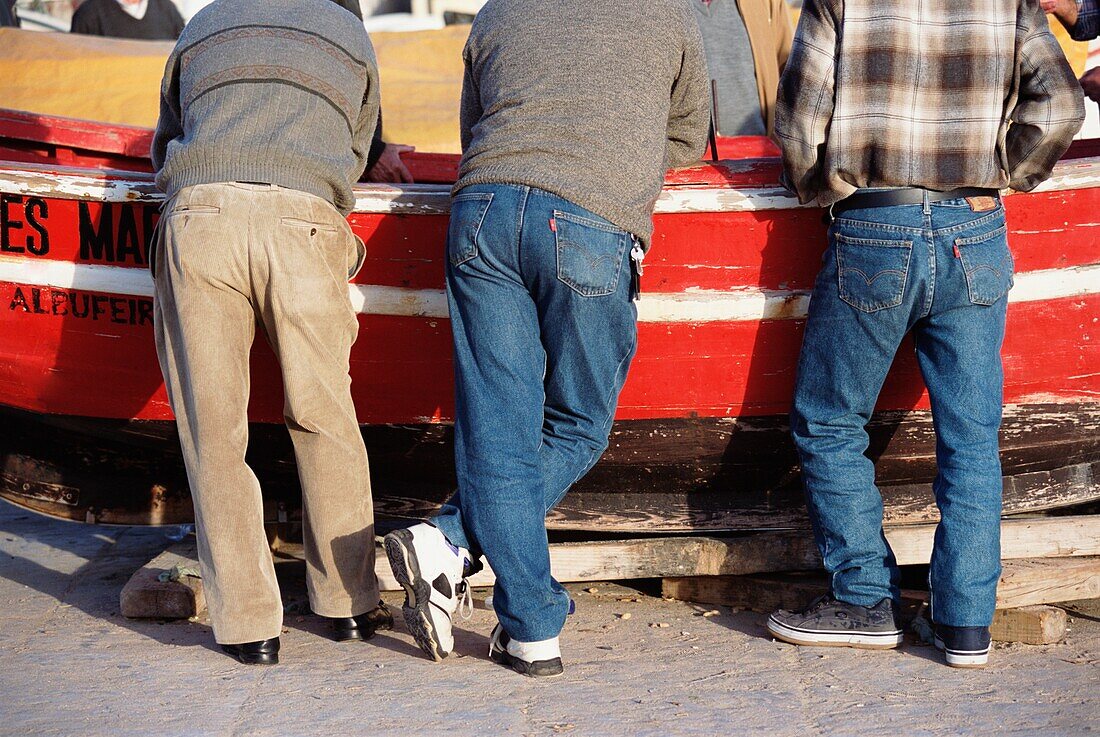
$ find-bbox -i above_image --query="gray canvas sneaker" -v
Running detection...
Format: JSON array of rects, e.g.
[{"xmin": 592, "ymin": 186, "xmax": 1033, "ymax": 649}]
[{"xmin": 767, "ymin": 594, "xmax": 903, "ymax": 649}]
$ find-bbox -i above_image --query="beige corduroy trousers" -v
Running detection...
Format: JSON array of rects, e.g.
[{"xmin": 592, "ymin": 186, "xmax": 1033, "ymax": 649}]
[{"xmin": 152, "ymin": 182, "xmax": 376, "ymax": 645}]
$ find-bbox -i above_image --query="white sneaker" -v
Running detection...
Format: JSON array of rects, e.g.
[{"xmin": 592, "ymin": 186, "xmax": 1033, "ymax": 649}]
[
  {"xmin": 488, "ymin": 624, "xmax": 564, "ymax": 678},
  {"xmin": 383, "ymin": 523, "xmax": 472, "ymax": 661}
]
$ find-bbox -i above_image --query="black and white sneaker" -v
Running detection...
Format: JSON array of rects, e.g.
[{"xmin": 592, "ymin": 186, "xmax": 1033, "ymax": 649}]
[
  {"xmin": 384, "ymin": 523, "xmax": 473, "ymax": 662},
  {"xmin": 767, "ymin": 594, "xmax": 903, "ymax": 650},
  {"xmin": 488, "ymin": 624, "xmax": 564, "ymax": 678},
  {"xmin": 934, "ymin": 624, "xmax": 991, "ymax": 668}
]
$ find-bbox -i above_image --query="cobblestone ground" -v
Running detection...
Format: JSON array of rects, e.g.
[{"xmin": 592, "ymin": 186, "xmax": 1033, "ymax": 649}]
[{"xmin": 1, "ymin": 499, "xmax": 1097, "ymax": 737}]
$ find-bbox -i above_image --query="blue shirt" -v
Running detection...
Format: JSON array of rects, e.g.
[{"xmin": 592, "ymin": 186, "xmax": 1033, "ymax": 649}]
[{"xmin": 1072, "ymin": 0, "xmax": 1099, "ymax": 40}]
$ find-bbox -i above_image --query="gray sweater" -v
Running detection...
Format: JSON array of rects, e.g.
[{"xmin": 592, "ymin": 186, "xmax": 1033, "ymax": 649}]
[
  {"xmin": 455, "ymin": 0, "xmax": 712, "ymax": 248},
  {"xmin": 152, "ymin": 0, "xmax": 379, "ymax": 215}
]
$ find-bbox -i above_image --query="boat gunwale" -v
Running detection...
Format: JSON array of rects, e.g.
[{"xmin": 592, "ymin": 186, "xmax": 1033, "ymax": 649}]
[{"xmin": 2, "ymin": 155, "xmax": 1099, "ymax": 215}]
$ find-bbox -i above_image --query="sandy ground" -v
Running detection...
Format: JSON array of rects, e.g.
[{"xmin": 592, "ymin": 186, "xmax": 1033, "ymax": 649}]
[{"xmin": 1, "ymin": 499, "xmax": 1098, "ymax": 737}]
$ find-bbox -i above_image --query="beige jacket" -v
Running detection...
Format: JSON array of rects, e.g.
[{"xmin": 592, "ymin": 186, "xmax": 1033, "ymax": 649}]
[{"xmin": 735, "ymin": 0, "xmax": 794, "ymax": 134}]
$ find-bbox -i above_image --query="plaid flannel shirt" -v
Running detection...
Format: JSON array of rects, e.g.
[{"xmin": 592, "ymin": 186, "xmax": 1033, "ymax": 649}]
[
  {"xmin": 1071, "ymin": 0, "xmax": 1099, "ymax": 40},
  {"xmin": 775, "ymin": 0, "xmax": 1086, "ymax": 206}
]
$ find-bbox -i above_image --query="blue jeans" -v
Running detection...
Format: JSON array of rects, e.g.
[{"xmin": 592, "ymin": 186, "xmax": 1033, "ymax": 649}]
[
  {"xmin": 431, "ymin": 184, "xmax": 638, "ymax": 642},
  {"xmin": 791, "ymin": 194, "xmax": 1012, "ymax": 627}
]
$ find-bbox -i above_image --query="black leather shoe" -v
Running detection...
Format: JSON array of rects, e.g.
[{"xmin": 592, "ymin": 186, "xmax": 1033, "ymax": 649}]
[
  {"xmin": 220, "ymin": 637, "xmax": 280, "ymax": 665},
  {"xmin": 331, "ymin": 601, "xmax": 395, "ymax": 642}
]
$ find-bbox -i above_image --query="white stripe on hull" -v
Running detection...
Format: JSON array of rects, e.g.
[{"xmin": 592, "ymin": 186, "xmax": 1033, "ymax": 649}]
[
  {"xmin": 1, "ymin": 156, "xmax": 1098, "ymax": 214},
  {"xmin": 2, "ymin": 256, "xmax": 1097, "ymax": 323}
]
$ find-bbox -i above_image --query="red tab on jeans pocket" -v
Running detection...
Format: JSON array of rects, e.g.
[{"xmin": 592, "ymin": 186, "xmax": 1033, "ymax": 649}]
[{"xmin": 549, "ymin": 218, "xmax": 557, "ymax": 232}]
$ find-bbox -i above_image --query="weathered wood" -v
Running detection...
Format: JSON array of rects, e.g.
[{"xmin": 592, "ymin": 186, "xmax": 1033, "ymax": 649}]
[
  {"xmin": 990, "ymin": 606, "xmax": 1067, "ymax": 645},
  {"xmin": 120, "ymin": 542, "xmax": 205, "ymax": 619},
  {"xmin": 123, "ymin": 519, "xmax": 1100, "ymax": 619},
  {"xmin": 378, "ymin": 516, "xmax": 1100, "ymax": 591},
  {"xmin": 4, "ymin": 406, "xmax": 1098, "ymax": 530},
  {"xmin": 996, "ymin": 557, "xmax": 1100, "ymax": 609}
]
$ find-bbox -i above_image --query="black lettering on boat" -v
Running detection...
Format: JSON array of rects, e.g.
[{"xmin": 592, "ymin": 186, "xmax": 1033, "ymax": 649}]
[
  {"xmin": 91, "ymin": 295, "xmax": 108, "ymax": 320},
  {"xmin": 77, "ymin": 202, "xmax": 155, "ymax": 265},
  {"xmin": 25, "ymin": 198, "xmax": 50, "ymax": 256},
  {"xmin": 8, "ymin": 286, "xmax": 154, "ymax": 325},
  {"xmin": 51, "ymin": 290, "xmax": 68, "ymax": 316},
  {"xmin": 9, "ymin": 286, "xmax": 29, "ymax": 312},
  {"xmin": 137, "ymin": 298, "xmax": 153, "ymax": 326},
  {"xmin": 30, "ymin": 287, "xmax": 48, "ymax": 314},
  {"xmin": 70, "ymin": 292, "xmax": 91, "ymax": 318},
  {"xmin": 115, "ymin": 206, "xmax": 141, "ymax": 265},
  {"xmin": 1, "ymin": 194, "xmax": 24, "ymax": 253},
  {"xmin": 79, "ymin": 202, "xmax": 114, "ymax": 262}
]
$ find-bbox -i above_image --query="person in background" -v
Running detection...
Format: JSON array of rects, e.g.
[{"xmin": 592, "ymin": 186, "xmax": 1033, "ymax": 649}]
[
  {"xmin": 769, "ymin": 0, "xmax": 1083, "ymax": 668},
  {"xmin": 1043, "ymin": 0, "xmax": 1100, "ymax": 102},
  {"xmin": 151, "ymin": 0, "xmax": 391, "ymax": 666},
  {"xmin": 690, "ymin": 0, "xmax": 793, "ymax": 136},
  {"xmin": 383, "ymin": 0, "xmax": 710, "ymax": 679},
  {"xmin": 71, "ymin": 0, "xmax": 185, "ymax": 40},
  {"xmin": 1, "ymin": 0, "xmax": 19, "ymax": 27}
]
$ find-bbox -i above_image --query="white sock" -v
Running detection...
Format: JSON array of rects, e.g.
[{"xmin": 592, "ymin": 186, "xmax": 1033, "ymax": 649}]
[{"xmin": 507, "ymin": 636, "xmax": 560, "ymax": 662}]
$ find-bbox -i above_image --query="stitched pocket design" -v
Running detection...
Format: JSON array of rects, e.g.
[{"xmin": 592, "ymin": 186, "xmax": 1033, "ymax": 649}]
[
  {"xmin": 554, "ymin": 210, "xmax": 629, "ymax": 298},
  {"xmin": 448, "ymin": 193, "xmax": 493, "ymax": 267},
  {"xmin": 834, "ymin": 233, "xmax": 913, "ymax": 313},
  {"xmin": 956, "ymin": 225, "xmax": 1013, "ymax": 306}
]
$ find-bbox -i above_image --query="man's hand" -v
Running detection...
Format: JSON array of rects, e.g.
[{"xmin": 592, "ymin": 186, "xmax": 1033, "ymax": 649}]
[
  {"xmin": 1082, "ymin": 68, "xmax": 1100, "ymax": 103},
  {"xmin": 366, "ymin": 143, "xmax": 415, "ymax": 184},
  {"xmin": 1041, "ymin": 0, "xmax": 1079, "ymax": 28}
]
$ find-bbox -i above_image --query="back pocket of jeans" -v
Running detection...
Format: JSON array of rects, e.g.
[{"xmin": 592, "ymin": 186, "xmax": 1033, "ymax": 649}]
[
  {"xmin": 554, "ymin": 211, "xmax": 629, "ymax": 297},
  {"xmin": 955, "ymin": 225, "xmax": 1013, "ymax": 306},
  {"xmin": 448, "ymin": 193, "xmax": 493, "ymax": 267},
  {"xmin": 835, "ymin": 233, "xmax": 913, "ymax": 313}
]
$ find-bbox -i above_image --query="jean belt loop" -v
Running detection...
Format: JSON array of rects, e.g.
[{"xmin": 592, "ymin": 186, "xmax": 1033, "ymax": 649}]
[{"xmin": 922, "ymin": 189, "xmax": 931, "ymax": 216}]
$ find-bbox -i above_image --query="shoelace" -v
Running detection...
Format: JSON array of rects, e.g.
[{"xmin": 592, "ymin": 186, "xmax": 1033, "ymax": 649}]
[
  {"xmin": 798, "ymin": 594, "xmax": 836, "ymax": 616},
  {"xmin": 457, "ymin": 578, "xmax": 474, "ymax": 621},
  {"xmin": 487, "ymin": 623, "xmax": 504, "ymax": 657}
]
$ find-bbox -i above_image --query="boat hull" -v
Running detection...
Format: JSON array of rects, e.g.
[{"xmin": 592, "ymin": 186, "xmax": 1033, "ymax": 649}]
[
  {"xmin": 1, "ymin": 115, "xmax": 1098, "ymax": 531},
  {"xmin": 2, "ymin": 402, "xmax": 1097, "ymax": 531}
]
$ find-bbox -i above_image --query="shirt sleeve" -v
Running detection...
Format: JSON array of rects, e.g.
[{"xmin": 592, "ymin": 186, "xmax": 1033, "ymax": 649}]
[
  {"xmin": 150, "ymin": 47, "xmax": 183, "ymax": 177},
  {"xmin": 665, "ymin": 5, "xmax": 712, "ymax": 170},
  {"xmin": 458, "ymin": 42, "xmax": 483, "ymax": 154},
  {"xmin": 365, "ymin": 112, "xmax": 387, "ymax": 173},
  {"xmin": 1070, "ymin": 0, "xmax": 1100, "ymax": 41},
  {"xmin": 1007, "ymin": 4, "xmax": 1086, "ymax": 191},
  {"xmin": 166, "ymin": 0, "xmax": 186, "ymax": 38},
  {"xmin": 69, "ymin": 4, "xmax": 100, "ymax": 35},
  {"xmin": 773, "ymin": 0, "xmax": 839, "ymax": 203}
]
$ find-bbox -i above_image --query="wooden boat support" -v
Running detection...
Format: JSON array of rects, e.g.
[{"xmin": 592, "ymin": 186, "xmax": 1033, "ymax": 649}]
[{"xmin": 1, "ymin": 113, "xmax": 1098, "ymax": 531}]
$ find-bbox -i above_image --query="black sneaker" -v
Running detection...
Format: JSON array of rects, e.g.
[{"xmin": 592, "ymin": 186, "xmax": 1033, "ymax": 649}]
[
  {"xmin": 488, "ymin": 624, "xmax": 564, "ymax": 678},
  {"xmin": 767, "ymin": 594, "xmax": 903, "ymax": 650},
  {"xmin": 933, "ymin": 624, "xmax": 991, "ymax": 668}
]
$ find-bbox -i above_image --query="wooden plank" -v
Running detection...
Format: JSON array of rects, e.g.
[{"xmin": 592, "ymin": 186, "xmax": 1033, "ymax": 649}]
[
  {"xmin": 123, "ymin": 518, "xmax": 1100, "ymax": 619},
  {"xmin": 120, "ymin": 541, "xmax": 205, "ymax": 619},
  {"xmin": 996, "ymin": 557, "xmax": 1100, "ymax": 609},
  {"xmin": 990, "ymin": 606, "xmax": 1067, "ymax": 645},
  {"xmin": 379, "ymin": 515, "xmax": 1100, "ymax": 590}
]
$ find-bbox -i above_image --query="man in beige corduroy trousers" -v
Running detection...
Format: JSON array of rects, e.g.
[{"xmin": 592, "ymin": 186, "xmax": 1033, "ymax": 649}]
[{"xmin": 150, "ymin": 0, "xmax": 391, "ymax": 665}]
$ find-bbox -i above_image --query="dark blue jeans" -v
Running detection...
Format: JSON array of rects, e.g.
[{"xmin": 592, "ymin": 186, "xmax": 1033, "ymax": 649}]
[
  {"xmin": 431, "ymin": 184, "xmax": 638, "ymax": 642},
  {"xmin": 791, "ymin": 195, "xmax": 1012, "ymax": 627}
]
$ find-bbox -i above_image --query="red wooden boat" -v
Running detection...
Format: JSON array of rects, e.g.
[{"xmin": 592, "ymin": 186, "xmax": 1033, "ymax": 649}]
[{"xmin": 1, "ymin": 108, "xmax": 1098, "ymax": 531}]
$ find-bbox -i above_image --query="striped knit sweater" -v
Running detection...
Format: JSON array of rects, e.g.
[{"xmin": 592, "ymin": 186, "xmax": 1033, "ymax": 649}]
[{"xmin": 152, "ymin": 0, "xmax": 379, "ymax": 215}]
